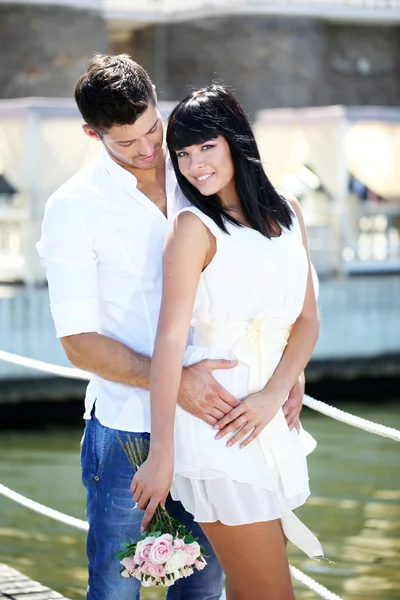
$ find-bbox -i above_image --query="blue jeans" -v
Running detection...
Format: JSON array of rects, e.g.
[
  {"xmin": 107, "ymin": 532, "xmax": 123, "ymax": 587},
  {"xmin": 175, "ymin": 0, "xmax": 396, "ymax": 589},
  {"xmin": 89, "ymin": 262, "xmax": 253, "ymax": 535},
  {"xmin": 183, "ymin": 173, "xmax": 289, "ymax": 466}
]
[{"xmin": 81, "ymin": 413, "xmax": 224, "ymax": 600}]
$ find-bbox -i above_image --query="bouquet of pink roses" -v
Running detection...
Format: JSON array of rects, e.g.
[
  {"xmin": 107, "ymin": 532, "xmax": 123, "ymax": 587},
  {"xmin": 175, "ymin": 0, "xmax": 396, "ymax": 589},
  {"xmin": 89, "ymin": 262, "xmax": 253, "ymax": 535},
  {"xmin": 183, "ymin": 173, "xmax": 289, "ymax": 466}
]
[{"xmin": 117, "ymin": 435, "xmax": 207, "ymax": 587}]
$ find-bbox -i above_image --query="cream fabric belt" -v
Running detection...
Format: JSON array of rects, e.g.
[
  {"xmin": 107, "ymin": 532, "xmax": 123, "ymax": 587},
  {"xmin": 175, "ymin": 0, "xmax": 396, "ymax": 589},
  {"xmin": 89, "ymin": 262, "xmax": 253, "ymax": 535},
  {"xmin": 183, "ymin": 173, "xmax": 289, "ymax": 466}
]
[{"xmin": 192, "ymin": 312, "xmax": 324, "ymax": 559}]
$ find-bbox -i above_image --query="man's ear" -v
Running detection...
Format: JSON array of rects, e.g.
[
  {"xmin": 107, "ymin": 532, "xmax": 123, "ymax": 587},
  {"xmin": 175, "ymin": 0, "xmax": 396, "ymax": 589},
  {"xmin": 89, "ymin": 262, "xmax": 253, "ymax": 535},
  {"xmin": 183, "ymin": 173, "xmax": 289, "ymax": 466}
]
[{"xmin": 82, "ymin": 124, "xmax": 101, "ymax": 141}]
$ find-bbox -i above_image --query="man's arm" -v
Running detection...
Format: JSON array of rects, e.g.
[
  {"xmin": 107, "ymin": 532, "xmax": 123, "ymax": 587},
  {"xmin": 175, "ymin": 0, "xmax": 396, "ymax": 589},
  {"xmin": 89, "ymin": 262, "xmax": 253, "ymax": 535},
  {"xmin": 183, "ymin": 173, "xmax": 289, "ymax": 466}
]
[
  {"xmin": 61, "ymin": 332, "xmax": 238, "ymax": 427},
  {"xmin": 38, "ymin": 196, "xmax": 238, "ymax": 425},
  {"xmin": 61, "ymin": 332, "xmax": 151, "ymax": 388},
  {"xmin": 37, "ymin": 197, "xmax": 151, "ymax": 388}
]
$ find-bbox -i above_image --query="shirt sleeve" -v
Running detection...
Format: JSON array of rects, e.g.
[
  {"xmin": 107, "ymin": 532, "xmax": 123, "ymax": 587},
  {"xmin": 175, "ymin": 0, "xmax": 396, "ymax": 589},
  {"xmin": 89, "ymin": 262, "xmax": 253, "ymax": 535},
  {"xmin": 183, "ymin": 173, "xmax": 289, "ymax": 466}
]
[{"xmin": 36, "ymin": 196, "xmax": 100, "ymax": 338}]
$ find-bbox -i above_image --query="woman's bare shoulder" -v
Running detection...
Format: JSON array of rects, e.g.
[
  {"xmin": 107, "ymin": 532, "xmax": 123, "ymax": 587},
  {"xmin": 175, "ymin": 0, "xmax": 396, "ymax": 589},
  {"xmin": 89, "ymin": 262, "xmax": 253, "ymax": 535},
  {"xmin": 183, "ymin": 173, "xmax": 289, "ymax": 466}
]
[{"xmin": 276, "ymin": 189, "xmax": 302, "ymax": 218}]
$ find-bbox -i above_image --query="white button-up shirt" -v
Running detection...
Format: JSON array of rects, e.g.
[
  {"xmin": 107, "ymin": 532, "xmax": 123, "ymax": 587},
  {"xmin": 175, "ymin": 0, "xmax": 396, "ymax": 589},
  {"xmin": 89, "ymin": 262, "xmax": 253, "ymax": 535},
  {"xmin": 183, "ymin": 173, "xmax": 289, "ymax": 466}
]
[{"xmin": 37, "ymin": 148, "xmax": 188, "ymax": 432}]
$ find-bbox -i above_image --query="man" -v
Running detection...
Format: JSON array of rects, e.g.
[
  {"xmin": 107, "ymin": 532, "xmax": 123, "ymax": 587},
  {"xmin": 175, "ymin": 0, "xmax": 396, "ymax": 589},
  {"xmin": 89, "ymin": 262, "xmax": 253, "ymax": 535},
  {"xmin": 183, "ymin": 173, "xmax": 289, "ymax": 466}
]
[{"xmin": 37, "ymin": 54, "xmax": 304, "ymax": 600}]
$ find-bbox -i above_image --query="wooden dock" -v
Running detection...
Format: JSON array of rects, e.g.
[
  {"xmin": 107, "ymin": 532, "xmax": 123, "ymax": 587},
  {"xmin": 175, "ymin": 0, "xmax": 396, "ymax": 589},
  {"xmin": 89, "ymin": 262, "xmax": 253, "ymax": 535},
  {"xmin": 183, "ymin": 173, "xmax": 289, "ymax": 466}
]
[{"xmin": 0, "ymin": 563, "xmax": 70, "ymax": 599}]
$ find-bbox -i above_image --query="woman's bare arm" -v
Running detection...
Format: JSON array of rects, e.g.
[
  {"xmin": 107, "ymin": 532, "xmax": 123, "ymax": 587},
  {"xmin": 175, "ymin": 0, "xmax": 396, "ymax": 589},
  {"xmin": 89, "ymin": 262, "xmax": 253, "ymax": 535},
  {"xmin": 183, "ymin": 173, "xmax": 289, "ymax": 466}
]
[
  {"xmin": 262, "ymin": 196, "xmax": 319, "ymax": 399},
  {"xmin": 149, "ymin": 212, "xmax": 212, "ymax": 453},
  {"xmin": 130, "ymin": 211, "xmax": 214, "ymax": 529}
]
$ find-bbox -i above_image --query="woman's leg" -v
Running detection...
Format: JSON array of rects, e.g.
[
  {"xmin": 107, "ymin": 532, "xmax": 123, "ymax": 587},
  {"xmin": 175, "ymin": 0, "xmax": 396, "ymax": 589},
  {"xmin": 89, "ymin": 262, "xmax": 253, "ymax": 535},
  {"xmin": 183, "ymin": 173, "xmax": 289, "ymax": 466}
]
[
  {"xmin": 200, "ymin": 519, "xmax": 295, "ymax": 600},
  {"xmin": 225, "ymin": 578, "xmax": 239, "ymax": 600},
  {"xmin": 165, "ymin": 496, "xmax": 223, "ymax": 600}
]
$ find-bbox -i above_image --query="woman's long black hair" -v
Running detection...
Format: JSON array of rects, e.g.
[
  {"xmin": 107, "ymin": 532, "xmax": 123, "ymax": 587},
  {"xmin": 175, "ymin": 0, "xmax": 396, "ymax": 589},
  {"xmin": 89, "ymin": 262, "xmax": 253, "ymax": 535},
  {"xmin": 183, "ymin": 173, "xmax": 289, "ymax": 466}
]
[{"xmin": 166, "ymin": 84, "xmax": 293, "ymax": 237}]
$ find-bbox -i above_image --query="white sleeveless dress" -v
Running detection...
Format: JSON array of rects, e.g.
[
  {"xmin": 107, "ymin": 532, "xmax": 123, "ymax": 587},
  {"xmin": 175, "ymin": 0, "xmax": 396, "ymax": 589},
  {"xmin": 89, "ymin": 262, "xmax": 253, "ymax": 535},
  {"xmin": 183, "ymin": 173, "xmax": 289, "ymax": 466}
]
[{"xmin": 170, "ymin": 205, "xmax": 323, "ymax": 559}]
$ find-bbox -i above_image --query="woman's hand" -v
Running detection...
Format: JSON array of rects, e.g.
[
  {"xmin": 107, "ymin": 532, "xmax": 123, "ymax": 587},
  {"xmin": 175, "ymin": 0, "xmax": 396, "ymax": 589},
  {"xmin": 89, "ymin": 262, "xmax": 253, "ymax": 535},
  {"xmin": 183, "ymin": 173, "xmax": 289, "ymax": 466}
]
[
  {"xmin": 130, "ymin": 451, "xmax": 174, "ymax": 532},
  {"xmin": 213, "ymin": 390, "xmax": 282, "ymax": 449}
]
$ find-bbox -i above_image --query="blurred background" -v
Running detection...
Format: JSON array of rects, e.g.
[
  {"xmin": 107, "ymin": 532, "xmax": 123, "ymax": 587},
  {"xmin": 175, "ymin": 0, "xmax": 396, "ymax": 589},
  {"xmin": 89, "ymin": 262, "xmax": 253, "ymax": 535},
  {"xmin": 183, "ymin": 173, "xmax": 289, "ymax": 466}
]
[{"xmin": 0, "ymin": 1, "xmax": 399, "ymax": 599}]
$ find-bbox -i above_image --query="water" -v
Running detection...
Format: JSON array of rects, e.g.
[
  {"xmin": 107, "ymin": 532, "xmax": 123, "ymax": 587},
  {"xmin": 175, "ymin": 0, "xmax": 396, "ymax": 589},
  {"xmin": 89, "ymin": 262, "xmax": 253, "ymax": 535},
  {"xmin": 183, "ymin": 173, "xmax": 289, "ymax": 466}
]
[{"xmin": 1, "ymin": 403, "xmax": 399, "ymax": 600}]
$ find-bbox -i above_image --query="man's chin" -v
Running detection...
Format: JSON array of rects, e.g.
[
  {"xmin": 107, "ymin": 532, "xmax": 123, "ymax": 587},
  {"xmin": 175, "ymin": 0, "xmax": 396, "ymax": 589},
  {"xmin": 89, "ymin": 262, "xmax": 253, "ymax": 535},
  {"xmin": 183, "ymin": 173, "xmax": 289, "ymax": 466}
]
[
  {"xmin": 132, "ymin": 148, "xmax": 162, "ymax": 170},
  {"xmin": 132, "ymin": 159, "xmax": 158, "ymax": 170}
]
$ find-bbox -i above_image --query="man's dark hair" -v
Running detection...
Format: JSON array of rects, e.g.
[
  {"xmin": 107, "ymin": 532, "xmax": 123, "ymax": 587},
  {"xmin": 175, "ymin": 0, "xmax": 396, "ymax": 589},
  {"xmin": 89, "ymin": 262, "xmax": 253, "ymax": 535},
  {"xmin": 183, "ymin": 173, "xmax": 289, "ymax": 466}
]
[
  {"xmin": 167, "ymin": 84, "xmax": 293, "ymax": 239},
  {"xmin": 74, "ymin": 54, "xmax": 156, "ymax": 133}
]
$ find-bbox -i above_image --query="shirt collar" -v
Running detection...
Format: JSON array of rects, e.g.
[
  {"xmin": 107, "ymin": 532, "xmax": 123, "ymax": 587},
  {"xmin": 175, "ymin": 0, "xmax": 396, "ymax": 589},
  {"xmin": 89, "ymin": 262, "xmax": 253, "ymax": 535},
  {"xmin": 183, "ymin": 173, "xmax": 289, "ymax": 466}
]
[
  {"xmin": 100, "ymin": 147, "xmax": 138, "ymax": 195},
  {"xmin": 100, "ymin": 145, "xmax": 186, "ymax": 218}
]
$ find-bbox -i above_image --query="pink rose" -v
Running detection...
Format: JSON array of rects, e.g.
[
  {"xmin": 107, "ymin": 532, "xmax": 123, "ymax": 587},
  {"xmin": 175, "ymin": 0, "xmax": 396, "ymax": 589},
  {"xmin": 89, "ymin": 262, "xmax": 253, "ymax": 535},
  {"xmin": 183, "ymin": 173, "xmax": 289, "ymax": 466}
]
[
  {"xmin": 120, "ymin": 556, "xmax": 136, "ymax": 576},
  {"xmin": 159, "ymin": 533, "xmax": 173, "ymax": 543},
  {"xmin": 173, "ymin": 537, "xmax": 185, "ymax": 551},
  {"xmin": 139, "ymin": 564, "xmax": 159, "ymax": 585},
  {"xmin": 183, "ymin": 541, "xmax": 201, "ymax": 566},
  {"xmin": 136, "ymin": 536, "xmax": 156, "ymax": 563},
  {"xmin": 147, "ymin": 563, "xmax": 167, "ymax": 578},
  {"xmin": 140, "ymin": 563, "xmax": 150, "ymax": 576},
  {"xmin": 149, "ymin": 537, "xmax": 174, "ymax": 564},
  {"xmin": 195, "ymin": 557, "xmax": 207, "ymax": 571},
  {"xmin": 133, "ymin": 552, "xmax": 144, "ymax": 566}
]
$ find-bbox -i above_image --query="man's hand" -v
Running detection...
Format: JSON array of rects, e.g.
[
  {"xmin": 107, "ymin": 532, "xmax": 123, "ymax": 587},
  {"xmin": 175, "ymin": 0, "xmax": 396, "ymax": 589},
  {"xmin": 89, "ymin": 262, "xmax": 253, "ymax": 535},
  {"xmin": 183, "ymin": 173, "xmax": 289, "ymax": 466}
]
[
  {"xmin": 282, "ymin": 372, "xmax": 305, "ymax": 432},
  {"xmin": 178, "ymin": 359, "xmax": 240, "ymax": 426}
]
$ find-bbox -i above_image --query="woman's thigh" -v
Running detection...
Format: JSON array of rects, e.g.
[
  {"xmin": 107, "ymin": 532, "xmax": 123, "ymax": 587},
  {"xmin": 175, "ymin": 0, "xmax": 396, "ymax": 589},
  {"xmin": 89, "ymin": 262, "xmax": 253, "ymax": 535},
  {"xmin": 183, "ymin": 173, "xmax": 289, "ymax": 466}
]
[{"xmin": 200, "ymin": 519, "xmax": 295, "ymax": 600}]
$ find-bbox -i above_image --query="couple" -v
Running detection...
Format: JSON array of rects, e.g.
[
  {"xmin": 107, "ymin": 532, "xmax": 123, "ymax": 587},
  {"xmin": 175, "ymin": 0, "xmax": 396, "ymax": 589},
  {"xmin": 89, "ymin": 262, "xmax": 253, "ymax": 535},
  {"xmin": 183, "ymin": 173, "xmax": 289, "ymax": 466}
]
[{"xmin": 38, "ymin": 54, "xmax": 322, "ymax": 600}]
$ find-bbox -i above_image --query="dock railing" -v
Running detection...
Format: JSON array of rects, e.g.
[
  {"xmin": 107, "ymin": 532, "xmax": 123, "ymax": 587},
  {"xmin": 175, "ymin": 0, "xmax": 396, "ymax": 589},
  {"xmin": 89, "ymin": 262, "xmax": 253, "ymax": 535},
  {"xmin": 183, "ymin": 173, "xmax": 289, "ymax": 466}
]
[{"xmin": 0, "ymin": 348, "xmax": 399, "ymax": 600}]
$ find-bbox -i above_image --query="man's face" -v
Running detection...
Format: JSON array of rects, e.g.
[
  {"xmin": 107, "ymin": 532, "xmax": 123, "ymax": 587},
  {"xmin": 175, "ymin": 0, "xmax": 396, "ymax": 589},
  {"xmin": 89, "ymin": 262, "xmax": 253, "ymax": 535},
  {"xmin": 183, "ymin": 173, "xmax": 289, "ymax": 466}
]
[{"xmin": 85, "ymin": 104, "xmax": 164, "ymax": 171}]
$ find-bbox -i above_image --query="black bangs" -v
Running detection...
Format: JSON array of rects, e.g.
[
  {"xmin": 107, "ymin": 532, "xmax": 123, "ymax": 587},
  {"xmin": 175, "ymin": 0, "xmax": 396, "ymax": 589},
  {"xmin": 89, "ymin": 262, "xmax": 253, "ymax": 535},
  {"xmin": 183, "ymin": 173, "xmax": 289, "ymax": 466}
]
[
  {"xmin": 166, "ymin": 84, "xmax": 294, "ymax": 239},
  {"xmin": 167, "ymin": 103, "xmax": 220, "ymax": 152}
]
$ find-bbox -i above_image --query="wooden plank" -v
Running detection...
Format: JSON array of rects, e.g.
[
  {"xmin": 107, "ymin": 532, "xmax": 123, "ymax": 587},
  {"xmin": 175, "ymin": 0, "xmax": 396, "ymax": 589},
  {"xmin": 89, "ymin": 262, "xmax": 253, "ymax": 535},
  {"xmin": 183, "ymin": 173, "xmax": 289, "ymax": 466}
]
[{"xmin": 0, "ymin": 563, "xmax": 70, "ymax": 599}]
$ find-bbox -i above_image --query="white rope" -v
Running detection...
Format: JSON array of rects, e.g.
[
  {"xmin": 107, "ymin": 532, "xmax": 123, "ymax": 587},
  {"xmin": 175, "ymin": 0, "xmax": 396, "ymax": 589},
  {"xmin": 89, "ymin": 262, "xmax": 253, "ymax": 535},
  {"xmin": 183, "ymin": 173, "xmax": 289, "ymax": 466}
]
[
  {"xmin": 4, "ymin": 349, "xmax": 395, "ymax": 599},
  {"xmin": 303, "ymin": 394, "xmax": 400, "ymax": 442},
  {"xmin": 0, "ymin": 349, "xmax": 90, "ymax": 380},
  {"xmin": 290, "ymin": 566, "xmax": 343, "ymax": 600},
  {"xmin": 0, "ymin": 482, "xmax": 342, "ymax": 600},
  {"xmin": 0, "ymin": 483, "xmax": 88, "ymax": 532},
  {"xmin": 1, "ymin": 348, "xmax": 399, "ymax": 442}
]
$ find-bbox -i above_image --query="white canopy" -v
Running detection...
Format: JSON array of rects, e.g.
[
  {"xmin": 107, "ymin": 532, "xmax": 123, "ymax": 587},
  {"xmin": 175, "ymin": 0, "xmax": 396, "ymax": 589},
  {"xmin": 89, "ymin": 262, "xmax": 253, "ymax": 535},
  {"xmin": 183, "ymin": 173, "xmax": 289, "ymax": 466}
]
[
  {"xmin": 253, "ymin": 105, "xmax": 400, "ymax": 201},
  {"xmin": 0, "ymin": 97, "xmax": 175, "ymax": 282},
  {"xmin": 0, "ymin": 97, "xmax": 177, "ymax": 211},
  {"xmin": 254, "ymin": 105, "xmax": 400, "ymax": 274},
  {"xmin": 1, "ymin": 99, "xmax": 399, "ymax": 282}
]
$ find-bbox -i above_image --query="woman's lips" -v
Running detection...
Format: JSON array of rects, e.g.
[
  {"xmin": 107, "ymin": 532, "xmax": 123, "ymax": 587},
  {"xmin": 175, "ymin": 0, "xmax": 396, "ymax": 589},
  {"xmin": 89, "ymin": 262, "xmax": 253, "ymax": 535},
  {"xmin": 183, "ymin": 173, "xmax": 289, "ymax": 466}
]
[{"xmin": 194, "ymin": 173, "xmax": 214, "ymax": 185}]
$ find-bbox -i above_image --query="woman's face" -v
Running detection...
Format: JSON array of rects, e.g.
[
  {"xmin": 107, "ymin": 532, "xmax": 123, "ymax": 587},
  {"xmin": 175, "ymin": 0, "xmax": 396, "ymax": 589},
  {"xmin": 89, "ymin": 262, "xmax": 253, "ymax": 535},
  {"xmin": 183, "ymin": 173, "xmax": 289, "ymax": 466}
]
[{"xmin": 175, "ymin": 135, "xmax": 236, "ymax": 201}]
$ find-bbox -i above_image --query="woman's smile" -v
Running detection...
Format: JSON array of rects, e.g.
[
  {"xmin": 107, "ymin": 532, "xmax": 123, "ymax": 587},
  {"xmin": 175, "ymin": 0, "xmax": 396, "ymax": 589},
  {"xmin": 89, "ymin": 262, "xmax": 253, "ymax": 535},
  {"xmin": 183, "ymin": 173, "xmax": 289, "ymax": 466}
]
[
  {"xmin": 194, "ymin": 172, "xmax": 215, "ymax": 185},
  {"xmin": 177, "ymin": 136, "xmax": 235, "ymax": 199}
]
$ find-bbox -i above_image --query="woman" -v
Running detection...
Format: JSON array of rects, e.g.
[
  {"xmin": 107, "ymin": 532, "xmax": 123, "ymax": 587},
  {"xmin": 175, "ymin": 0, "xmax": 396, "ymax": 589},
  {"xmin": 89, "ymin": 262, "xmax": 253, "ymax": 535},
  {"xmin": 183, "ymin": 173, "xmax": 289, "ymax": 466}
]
[{"xmin": 131, "ymin": 85, "xmax": 323, "ymax": 599}]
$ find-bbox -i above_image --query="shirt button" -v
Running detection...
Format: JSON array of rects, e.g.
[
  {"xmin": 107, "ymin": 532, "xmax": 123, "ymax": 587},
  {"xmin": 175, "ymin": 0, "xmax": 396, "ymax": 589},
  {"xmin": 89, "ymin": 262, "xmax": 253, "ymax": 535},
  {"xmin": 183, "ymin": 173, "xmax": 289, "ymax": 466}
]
[{"xmin": 94, "ymin": 475, "xmax": 100, "ymax": 481}]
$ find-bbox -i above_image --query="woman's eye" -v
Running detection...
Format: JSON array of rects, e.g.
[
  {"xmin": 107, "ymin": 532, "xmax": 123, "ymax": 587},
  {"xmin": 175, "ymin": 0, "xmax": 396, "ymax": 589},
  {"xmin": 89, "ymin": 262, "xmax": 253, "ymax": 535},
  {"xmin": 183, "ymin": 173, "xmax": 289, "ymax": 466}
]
[
  {"xmin": 176, "ymin": 151, "xmax": 187, "ymax": 158},
  {"xmin": 201, "ymin": 144, "xmax": 213, "ymax": 151}
]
